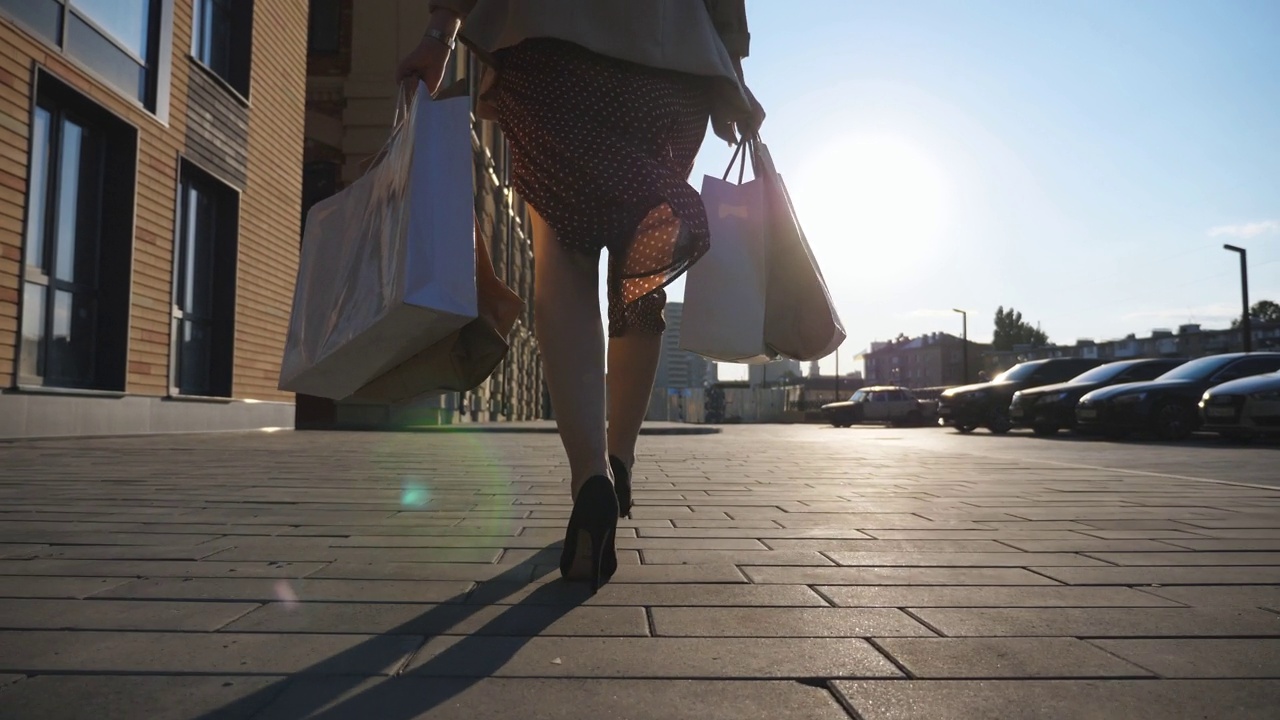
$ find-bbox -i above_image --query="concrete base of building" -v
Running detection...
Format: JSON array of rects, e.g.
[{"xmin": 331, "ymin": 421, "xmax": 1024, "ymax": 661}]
[{"xmin": 0, "ymin": 392, "xmax": 296, "ymax": 440}]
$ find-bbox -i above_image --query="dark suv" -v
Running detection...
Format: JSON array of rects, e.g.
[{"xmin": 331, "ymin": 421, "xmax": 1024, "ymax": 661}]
[{"xmin": 938, "ymin": 358, "xmax": 1103, "ymax": 434}]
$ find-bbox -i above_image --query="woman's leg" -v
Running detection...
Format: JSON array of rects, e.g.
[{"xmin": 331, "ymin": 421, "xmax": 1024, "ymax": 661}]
[
  {"xmin": 530, "ymin": 209, "xmax": 611, "ymax": 497},
  {"xmin": 606, "ymin": 326, "xmax": 663, "ymax": 472}
]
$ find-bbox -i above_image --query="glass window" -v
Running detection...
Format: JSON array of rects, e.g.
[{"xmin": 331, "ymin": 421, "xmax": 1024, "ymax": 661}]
[
  {"xmin": 19, "ymin": 77, "xmax": 134, "ymax": 392},
  {"xmin": 173, "ymin": 165, "xmax": 237, "ymax": 397},
  {"xmin": 192, "ymin": 0, "xmax": 252, "ymax": 96},
  {"xmin": 72, "ymin": 0, "xmax": 152, "ymax": 58},
  {"xmin": 307, "ymin": 0, "xmax": 340, "ymax": 54}
]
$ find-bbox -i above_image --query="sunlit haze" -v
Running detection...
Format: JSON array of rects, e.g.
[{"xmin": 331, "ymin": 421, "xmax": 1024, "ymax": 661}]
[{"xmin": 600, "ymin": 0, "xmax": 1280, "ymax": 381}]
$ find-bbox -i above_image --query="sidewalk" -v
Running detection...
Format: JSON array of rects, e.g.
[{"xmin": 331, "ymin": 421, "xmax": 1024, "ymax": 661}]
[{"xmin": 0, "ymin": 426, "xmax": 1277, "ymax": 719}]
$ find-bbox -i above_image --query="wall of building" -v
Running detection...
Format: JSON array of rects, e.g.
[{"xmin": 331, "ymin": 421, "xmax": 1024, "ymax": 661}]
[{"xmin": 0, "ymin": 0, "xmax": 306, "ymax": 438}]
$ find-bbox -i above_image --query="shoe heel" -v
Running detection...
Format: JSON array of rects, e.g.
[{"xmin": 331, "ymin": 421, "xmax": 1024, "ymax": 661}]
[
  {"xmin": 560, "ymin": 475, "xmax": 619, "ymax": 591},
  {"xmin": 609, "ymin": 455, "xmax": 634, "ymax": 519}
]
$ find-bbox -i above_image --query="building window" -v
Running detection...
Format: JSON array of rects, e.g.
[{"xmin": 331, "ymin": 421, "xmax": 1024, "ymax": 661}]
[
  {"xmin": 0, "ymin": 0, "xmax": 171, "ymax": 112},
  {"xmin": 172, "ymin": 164, "xmax": 238, "ymax": 397},
  {"xmin": 18, "ymin": 73, "xmax": 136, "ymax": 391},
  {"xmin": 307, "ymin": 0, "xmax": 340, "ymax": 54},
  {"xmin": 191, "ymin": 0, "xmax": 253, "ymax": 97}
]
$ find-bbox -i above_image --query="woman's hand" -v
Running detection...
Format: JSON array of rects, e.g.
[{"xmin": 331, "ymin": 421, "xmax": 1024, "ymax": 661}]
[{"xmin": 394, "ymin": 10, "xmax": 462, "ymax": 96}]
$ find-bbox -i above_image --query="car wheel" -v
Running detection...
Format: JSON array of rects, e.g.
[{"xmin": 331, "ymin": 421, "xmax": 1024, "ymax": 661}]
[
  {"xmin": 987, "ymin": 411, "xmax": 1012, "ymax": 434},
  {"xmin": 1032, "ymin": 424, "xmax": 1058, "ymax": 437},
  {"xmin": 956, "ymin": 424, "xmax": 977, "ymax": 434},
  {"xmin": 1152, "ymin": 401, "xmax": 1195, "ymax": 441}
]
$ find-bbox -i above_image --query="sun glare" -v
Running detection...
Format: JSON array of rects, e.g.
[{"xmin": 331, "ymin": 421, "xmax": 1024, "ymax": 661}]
[{"xmin": 792, "ymin": 136, "xmax": 951, "ymax": 283}]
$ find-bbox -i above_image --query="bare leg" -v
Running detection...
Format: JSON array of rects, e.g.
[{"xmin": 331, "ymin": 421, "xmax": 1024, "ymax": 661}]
[
  {"xmin": 606, "ymin": 332, "xmax": 662, "ymax": 471},
  {"xmin": 530, "ymin": 210, "xmax": 610, "ymax": 498}
]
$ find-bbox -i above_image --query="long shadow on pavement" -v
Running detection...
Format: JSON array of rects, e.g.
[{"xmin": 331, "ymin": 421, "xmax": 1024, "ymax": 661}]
[{"xmin": 192, "ymin": 544, "xmax": 592, "ymax": 720}]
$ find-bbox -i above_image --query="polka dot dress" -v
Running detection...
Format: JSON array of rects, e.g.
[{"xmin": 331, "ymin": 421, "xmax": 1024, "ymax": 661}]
[{"xmin": 491, "ymin": 39, "xmax": 713, "ymax": 337}]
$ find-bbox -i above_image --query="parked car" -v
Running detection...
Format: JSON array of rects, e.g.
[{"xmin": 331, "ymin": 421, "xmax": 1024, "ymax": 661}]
[
  {"xmin": 1075, "ymin": 352, "xmax": 1280, "ymax": 440},
  {"xmin": 938, "ymin": 358, "xmax": 1103, "ymax": 434},
  {"xmin": 1010, "ymin": 358, "xmax": 1186, "ymax": 436},
  {"xmin": 1199, "ymin": 371, "xmax": 1280, "ymax": 440},
  {"xmin": 821, "ymin": 386, "xmax": 934, "ymax": 427}
]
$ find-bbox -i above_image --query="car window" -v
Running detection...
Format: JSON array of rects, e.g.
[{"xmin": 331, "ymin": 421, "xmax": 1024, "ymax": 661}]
[
  {"xmin": 1214, "ymin": 357, "xmax": 1280, "ymax": 383},
  {"xmin": 1123, "ymin": 362, "xmax": 1179, "ymax": 382},
  {"xmin": 1037, "ymin": 362, "xmax": 1095, "ymax": 383},
  {"xmin": 993, "ymin": 364, "xmax": 1040, "ymax": 382},
  {"xmin": 871, "ymin": 392, "xmax": 889, "ymax": 402},
  {"xmin": 849, "ymin": 390, "xmax": 867, "ymax": 402}
]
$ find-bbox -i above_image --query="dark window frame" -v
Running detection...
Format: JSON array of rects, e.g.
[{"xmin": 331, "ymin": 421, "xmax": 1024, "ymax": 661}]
[
  {"xmin": 169, "ymin": 160, "xmax": 239, "ymax": 399},
  {"xmin": 16, "ymin": 70, "xmax": 137, "ymax": 393},
  {"xmin": 190, "ymin": 0, "xmax": 254, "ymax": 100},
  {"xmin": 0, "ymin": 0, "xmax": 174, "ymax": 121}
]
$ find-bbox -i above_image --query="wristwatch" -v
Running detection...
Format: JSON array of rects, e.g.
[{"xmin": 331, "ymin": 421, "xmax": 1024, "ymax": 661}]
[{"xmin": 424, "ymin": 27, "xmax": 455, "ymax": 50}]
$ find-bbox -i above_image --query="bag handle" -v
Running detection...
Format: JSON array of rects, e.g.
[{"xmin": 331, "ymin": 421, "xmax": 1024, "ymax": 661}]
[{"xmin": 721, "ymin": 136, "xmax": 758, "ymax": 184}]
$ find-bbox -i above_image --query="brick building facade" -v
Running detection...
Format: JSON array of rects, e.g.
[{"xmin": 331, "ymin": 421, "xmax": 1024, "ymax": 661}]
[
  {"xmin": 1, "ymin": 0, "xmax": 306, "ymax": 437},
  {"xmin": 296, "ymin": 0, "xmax": 542, "ymax": 428}
]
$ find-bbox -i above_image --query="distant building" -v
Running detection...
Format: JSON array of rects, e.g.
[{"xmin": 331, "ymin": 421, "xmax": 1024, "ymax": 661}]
[
  {"xmin": 749, "ymin": 359, "xmax": 803, "ymax": 387},
  {"xmin": 655, "ymin": 303, "xmax": 714, "ymax": 390},
  {"xmin": 861, "ymin": 332, "xmax": 987, "ymax": 388}
]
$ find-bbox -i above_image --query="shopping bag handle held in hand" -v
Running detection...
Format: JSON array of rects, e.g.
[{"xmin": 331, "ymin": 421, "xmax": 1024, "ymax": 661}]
[{"xmin": 722, "ymin": 136, "xmax": 759, "ymax": 185}]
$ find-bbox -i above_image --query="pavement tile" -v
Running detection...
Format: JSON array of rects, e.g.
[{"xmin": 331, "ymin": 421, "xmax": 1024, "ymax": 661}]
[
  {"xmin": 1179, "ymin": 529, "xmax": 1280, "ymax": 539},
  {"xmin": 616, "ymin": 538, "xmax": 768, "ymax": 550},
  {"xmin": 997, "ymin": 539, "xmax": 1186, "ymax": 552},
  {"xmin": 1078, "ymin": 530, "xmax": 1214, "ymax": 540},
  {"xmin": 0, "ymin": 576, "xmax": 131, "ymax": 599},
  {"xmin": 1083, "ymin": 552, "xmax": 1280, "ymax": 566},
  {"xmin": 1143, "ymin": 586, "xmax": 1280, "ymax": 608},
  {"xmin": 93, "ymin": 577, "xmax": 475, "ymax": 603},
  {"xmin": 911, "ymin": 608, "xmax": 1280, "ymax": 637},
  {"xmin": 0, "ymin": 532, "xmax": 223, "ymax": 546},
  {"xmin": 832, "ymin": 679, "xmax": 1280, "ymax": 719},
  {"xmin": 205, "ymin": 546, "xmax": 504, "ymax": 563},
  {"xmin": 1091, "ymin": 639, "xmax": 1280, "ymax": 677},
  {"xmin": 863, "ymin": 530, "xmax": 1086, "ymax": 540},
  {"xmin": 0, "ymin": 630, "xmax": 421, "ymax": 675},
  {"xmin": 743, "ymin": 566, "xmax": 1060, "ymax": 585},
  {"xmin": 0, "ymin": 675, "xmax": 285, "ymax": 720},
  {"xmin": 0, "ymin": 559, "xmax": 326, "ymax": 579},
  {"xmin": 308, "ymin": 562, "xmax": 536, "ymax": 582},
  {"xmin": 761, "ymin": 539, "xmax": 1021, "ymax": 552},
  {"xmin": 466, "ymin": 582, "xmax": 828, "ymax": 606},
  {"xmin": 23, "ymin": 544, "xmax": 234, "ymax": 560},
  {"xmin": 0, "ymin": 545, "xmax": 46, "ymax": 559},
  {"xmin": 533, "ymin": 564, "xmax": 748, "ymax": 583},
  {"xmin": 874, "ymin": 637, "xmax": 1153, "ymax": 678},
  {"xmin": 650, "ymin": 607, "xmax": 932, "ymax": 637},
  {"xmin": 638, "ymin": 549, "xmax": 833, "ymax": 565},
  {"xmin": 0, "ymin": 598, "xmax": 257, "ymax": 631},
  {"xmin": 1159, "ymin": 539, "xmax": 1280, "ymax": 551},
  {"xmin": 825, "ymin": 552, "xmax": 1105, "ymax": 567},
  {"xmin": 332, "ymin": 535, "xmax": 555, "ymax": 548},
  {"xmin": 404, "ymin": 636, "xmax": 903, "ymax": 678},
  {"xmin": 1033, "ymin": 566, "xmax": 1280, "ymax": 585},
  {"xmin": 223, "ymin": 602, "xmax": 649, "ymax": 636},
  {"xmin": 819, "ymin": 585, "xmax": 1183, "ymax": 608},
  {"xmin": 251, "ymin": 678, "xmax": 854, "ymax": 720},
  {"xmin": 0, "ymin": 674, "xmax": 23, "ymax": 688}
]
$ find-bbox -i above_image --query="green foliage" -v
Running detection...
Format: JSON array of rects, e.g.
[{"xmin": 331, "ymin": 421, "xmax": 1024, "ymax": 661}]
[{"xmin": 993, "ymin": 306, "xmax": 1050, "ymax": 351}]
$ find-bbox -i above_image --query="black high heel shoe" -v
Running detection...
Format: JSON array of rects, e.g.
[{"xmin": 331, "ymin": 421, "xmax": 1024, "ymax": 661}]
[
  {"xmin": 610, "ymin": 455, "xmax": 633, "ymax": 519},
  {"xmin": 560, "ymin": 475, "xmax": 619, "ymax": 592}
]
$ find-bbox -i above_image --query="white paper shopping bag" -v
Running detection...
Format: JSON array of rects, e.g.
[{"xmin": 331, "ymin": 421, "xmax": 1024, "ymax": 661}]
[
  {"xmin": 679, "ymin": 155, "xmax": 774, "ymax": 364},
  {"xmin": 279, "ymin": 81, "xmax": 477, "ymax": 400}
]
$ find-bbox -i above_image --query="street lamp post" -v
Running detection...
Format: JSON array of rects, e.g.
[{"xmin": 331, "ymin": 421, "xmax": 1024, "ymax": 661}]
[
  {"xmin": 952, "ymin": 308, "xmax": 968, "ymax": 384},
  {"xmin": 1223, "ymin": 244, "xmax": 1252, "ymax": 352}
]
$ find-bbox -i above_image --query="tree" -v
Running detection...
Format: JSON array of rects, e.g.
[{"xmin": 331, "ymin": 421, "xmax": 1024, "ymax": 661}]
[
  {"xmin": 992, "ymin": 306, "xmax": 1050, "ymax": 351},
  {"xmin": 1232, "ymin": 299, "xmax": 1280, "ymax": 328}
]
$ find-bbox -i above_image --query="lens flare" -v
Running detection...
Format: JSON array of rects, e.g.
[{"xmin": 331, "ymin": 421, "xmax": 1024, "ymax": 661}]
[{"xmin": 274, "ymin": 580, "xmax": 299, "ymax": 610}]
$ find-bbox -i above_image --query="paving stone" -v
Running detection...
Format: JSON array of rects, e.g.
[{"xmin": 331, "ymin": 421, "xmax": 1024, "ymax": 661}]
[
  {"xmin": 0, "ymin": 559, "xmax": 326, "ymax": 579},
  {"xmin": 875, "ymin": 637, "xmax": 1153, "ymax": 678},
  {"xmin": 998, "ymin": 539, "xmax": 1186, "ymax": 552},
  {"xmin": 0, "ymin": 598, "xmax": 257, "ymax": 631},
  {"xmin": 0, "ymin": 545, "xmax": 46, "ymax": 559},
  {"xmin": 252, "ymin": 678, "xmax": 854, "ymax": 720},
  {"xmin": 819, "ymin": 585, "xmax": 1183, "ymax": 608},
  {"xmin": 638, "ymin": 549, "xmax": 833, "ymax": 565},
  {"xmin": 637, "ymin": 527, "xmax": 870, "ymax": 539},
  {"xmin": 1091, "ymin": 639, "xmax": 1280, "ymax": 677},
  {"xmin": 743, "ymin": 566, "xmax": 1060, "ymax": 585},
  {"xmin": 0, "ymin": 675, "xmax": 284, "ymax": 720},
  {"xmin": 832, "ymin": 679, "xmax": 1280, "ymax": 719},
  {"xmin": 826, "ymin": 551, "xmax": 1104, "ymax": 567},
  {"xmin": 762, "ymin": 539, "xmax": 1021, "ymax": 552},
  {"xmin": 93, "ymin": 577, "xmax": 475, "ymax": 603},
  {"xmin": 1143, "ymin": 586, "xmax": 1280, "ymax": 608},
  {"xmin": 0, "ymin": 674, "xmax": 23, "ymax": 687},
  {"xmin": 205, "ymin": 546, "xmax": 504, "ymax": 563},
  {"xmin": 863, "ymin": 529, "xmax": 1086, "ymax": 540},
  {"xmin": 1180, "ymin": 529, "xmax": 1280, "ymax": 539},
  {"xmin": 223, "ymin": 602, "xmax": 649, "ymax": 636},
  {"xmin": 309, "ymin": 562, "xmax": 536, "ymax": 582},
  {"xmin": 332, "ymin": 535, "xmax": 555, "ymax": 548},
  {"xmin": 532, "ymin": 564, "xmax": 747, "ymax": 583},
  {"xmin": 650, "ymin": 607, "xmax": 932, "ymax": 637},
  {"xmin": 0, "ymin": 631, "xmax": 421, "ymax": 675},
  {"xmin": 1033, "ymin": 566, "xmax": 1280, "ymax": 585},
  {"xmin": 911, "ymin": 608, "xmax": 1280, "ymax": 637},
  {"xmin": 616, "ymin": 538, "xmax": 768, "ymax": 550},
  {"xmin": 669, "ymin": 519, "xmax": 784, "ymax": 528},
  {"xmin": 0, "ymin": 577, "xmax": 131, "ymax": 599},
  {"xmin": 404, "ymin": 636, "xmax": 903, "ymax": 678},
  {"xmin": 1159, "ymin": 539, "xmax": 1280, "ymax": 551},
  {"xmin": 1079, "ymin": 529, "xmax": 1214, "ymax": 540},
  {"xmin": 0, "ymin": 532, "xmax": 223, "ymax": 546},
  {"xmin": 1083, "ymin": 552, "xmax": 1280, "ymax": 566},
  {"xmin": 466, "ymin": 581, "xmax": 828, "ymax": 606},
  {"xmin": 24, "ymin": 544, "xmax": 234, "ymax": 560}
]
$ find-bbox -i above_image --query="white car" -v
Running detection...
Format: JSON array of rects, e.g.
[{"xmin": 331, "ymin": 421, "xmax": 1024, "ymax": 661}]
[{"xmin": 1199, "ymin": 371, "xmax": 1280, "ymax": 439}]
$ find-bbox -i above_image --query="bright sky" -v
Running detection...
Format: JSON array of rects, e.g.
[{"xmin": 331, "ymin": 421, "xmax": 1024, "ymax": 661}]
[{"xmin": 629, "ymin": 0, "xmax": 1280, "ymax": 381}]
